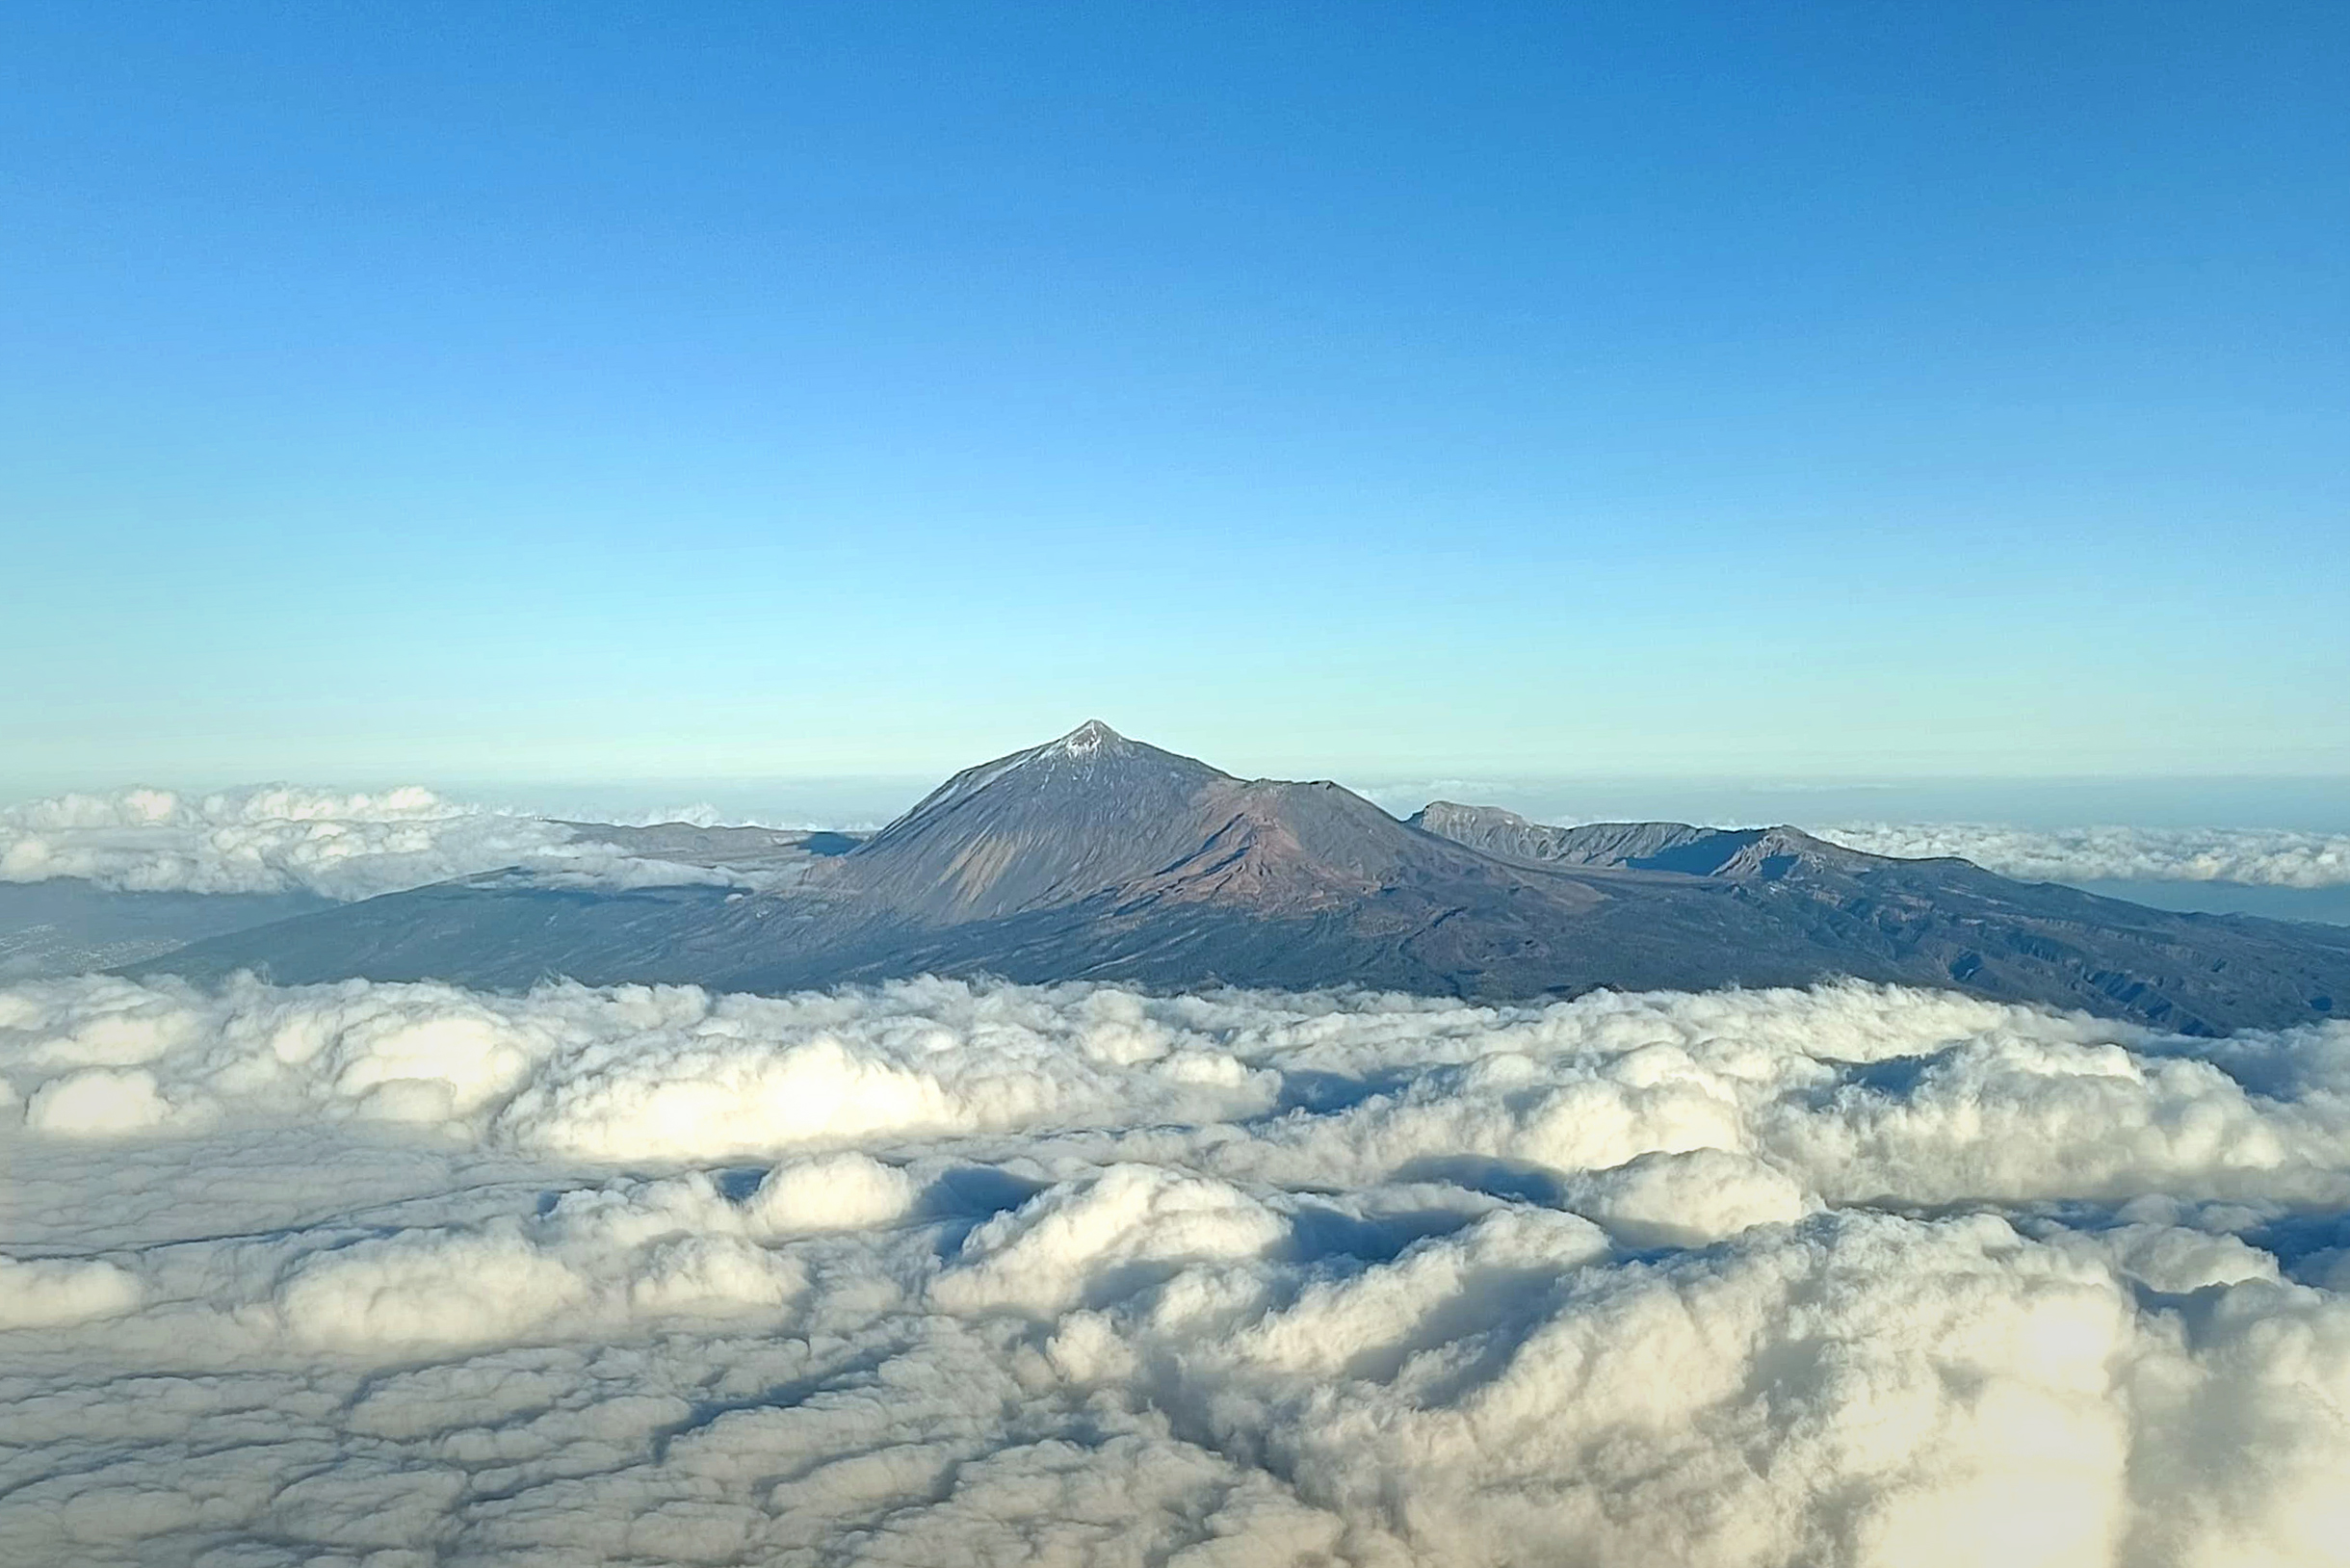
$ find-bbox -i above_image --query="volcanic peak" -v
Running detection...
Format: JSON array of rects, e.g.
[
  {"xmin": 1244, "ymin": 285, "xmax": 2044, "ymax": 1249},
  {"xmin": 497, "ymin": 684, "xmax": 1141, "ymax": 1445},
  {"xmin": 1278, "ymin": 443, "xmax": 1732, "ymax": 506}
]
[
  {"xmin": 123, "ymin": 721, "xmax": 2350, "ymax": 1033},
  {"xmin": 1050, "ymin": 719, "xmax": 1123, "ymax": 756}
]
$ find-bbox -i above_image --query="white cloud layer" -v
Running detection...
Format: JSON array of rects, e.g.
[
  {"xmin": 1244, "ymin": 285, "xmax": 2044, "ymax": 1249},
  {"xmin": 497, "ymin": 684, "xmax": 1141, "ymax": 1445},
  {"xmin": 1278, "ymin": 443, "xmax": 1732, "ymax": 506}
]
[
  {"xmin": 0, "ymin": 786, "xmax": 763, "ymax": 900},
  {"xmin": 4, "ymin": 974, "xmax": 2349, "ymax": 1565},
  {"xmin": 14, "ymin": 786, "xmax": 2346, "ymax": 906},
  {"xmin": 1818, "ymin": 822, "xmax": 2350, "ymax": 888}
]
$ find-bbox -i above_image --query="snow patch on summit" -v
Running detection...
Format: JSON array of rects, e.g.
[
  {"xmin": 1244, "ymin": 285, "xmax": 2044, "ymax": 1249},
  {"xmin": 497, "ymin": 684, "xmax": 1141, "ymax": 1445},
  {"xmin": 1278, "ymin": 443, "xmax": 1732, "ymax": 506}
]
[{"xmin": 1049, "ymin": 719, "xmax": 1123, "ymax": 758}]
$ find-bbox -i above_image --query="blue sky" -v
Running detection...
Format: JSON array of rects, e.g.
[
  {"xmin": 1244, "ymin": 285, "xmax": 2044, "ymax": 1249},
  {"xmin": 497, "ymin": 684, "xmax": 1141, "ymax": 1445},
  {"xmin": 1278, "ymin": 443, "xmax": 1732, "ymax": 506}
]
[{"xmin": 3, "ymin": 1, "xmax": 2344, "ymax": 790}]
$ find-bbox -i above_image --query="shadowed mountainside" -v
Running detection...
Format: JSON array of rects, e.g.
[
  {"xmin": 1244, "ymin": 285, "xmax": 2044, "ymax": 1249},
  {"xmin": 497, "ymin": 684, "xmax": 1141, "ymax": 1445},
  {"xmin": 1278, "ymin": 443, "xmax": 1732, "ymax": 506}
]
[
  {"xmin": 138, "ymin": 724, "xmax": 2350, "ymax": 1032},
  {"xmin": 0, "ymin": 882, "xmax": 335, "ymax": 980}
]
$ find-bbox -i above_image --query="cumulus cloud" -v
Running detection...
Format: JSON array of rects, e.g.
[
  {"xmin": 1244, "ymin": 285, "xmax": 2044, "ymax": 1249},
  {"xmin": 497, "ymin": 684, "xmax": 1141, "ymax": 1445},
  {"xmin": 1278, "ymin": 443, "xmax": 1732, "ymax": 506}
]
[
  {"xmin": 0, "ymin": 1256, "xmax": 141, "ymax": 1328},
  {"xmin": 2, "ymin": 974, "xmax": 2348, "ymax": 1564},
  {"xmin": 0, "ymin": 785, "xmax": 778, "ymax": 900},
  {"xmin": 1818, "ymin": 821, "xmax": 2350, "ymax": 888}
]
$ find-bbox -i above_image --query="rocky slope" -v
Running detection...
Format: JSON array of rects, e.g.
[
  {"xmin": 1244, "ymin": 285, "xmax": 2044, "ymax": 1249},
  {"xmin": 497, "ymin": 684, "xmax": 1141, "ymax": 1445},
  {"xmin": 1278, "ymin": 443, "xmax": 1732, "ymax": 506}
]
[{"xmin": 140, "ymin": 724, "xmax": 2350, "ymax": 1032}]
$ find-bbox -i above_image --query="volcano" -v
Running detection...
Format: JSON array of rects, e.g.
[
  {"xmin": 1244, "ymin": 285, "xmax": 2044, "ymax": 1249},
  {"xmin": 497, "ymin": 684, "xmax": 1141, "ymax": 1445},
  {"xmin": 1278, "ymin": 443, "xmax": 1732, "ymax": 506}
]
[{"xmin": 141, "ymin": 723, "xmax": 2350, "ymax": 1032}]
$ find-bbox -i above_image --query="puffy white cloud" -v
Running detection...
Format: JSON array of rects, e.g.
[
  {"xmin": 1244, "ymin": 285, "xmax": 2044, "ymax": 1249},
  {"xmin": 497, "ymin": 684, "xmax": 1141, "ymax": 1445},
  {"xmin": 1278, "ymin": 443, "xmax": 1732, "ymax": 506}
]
[
  {"xmin": 0, "ymin": 784, "xmax": 769, "ymax": 900},
  {"xmin": 2, "ymin": 973, "xmax": 2348, "ymax": 1564},
  {"xmin": 0, "ymin": 1256, "xmax": 141, "ymax": 1328},
  {"xmin": 1818, "ymin": 821, "xmax": 2350, "ymax": 888},
  {"xmin": 930, "ymin": 1163, "xmax": 1292, "ymax": 1317},
  {"xmin": 741, "ymin": 1151, "xmax": 922, "ymax": 1234},
  {"xmin": 22, "ymin": 1065, "xmax": 179, "ymax": 1135}
]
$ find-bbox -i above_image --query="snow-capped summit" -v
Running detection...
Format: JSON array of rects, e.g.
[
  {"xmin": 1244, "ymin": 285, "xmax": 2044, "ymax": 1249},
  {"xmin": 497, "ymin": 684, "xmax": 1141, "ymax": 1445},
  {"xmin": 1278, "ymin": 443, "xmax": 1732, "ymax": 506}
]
[
  {"xmin": 835, "ymin": 722, "xmax": 1237, "ymax": 922},
  {"xmin": 1050, "ymin": 719, "xmax": 1123, "ymax": 756}
]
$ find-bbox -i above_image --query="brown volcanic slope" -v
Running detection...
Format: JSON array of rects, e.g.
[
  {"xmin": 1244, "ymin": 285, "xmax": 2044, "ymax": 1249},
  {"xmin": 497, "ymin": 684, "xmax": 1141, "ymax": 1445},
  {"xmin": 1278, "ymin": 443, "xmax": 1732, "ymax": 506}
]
[
  {"xmin": 141, "ymin": 724, "xmax": 2350, "ymax": 1033},
  {"xmin": 836, "ymin": 722, "xmax": 1507, "ymax": 922}
]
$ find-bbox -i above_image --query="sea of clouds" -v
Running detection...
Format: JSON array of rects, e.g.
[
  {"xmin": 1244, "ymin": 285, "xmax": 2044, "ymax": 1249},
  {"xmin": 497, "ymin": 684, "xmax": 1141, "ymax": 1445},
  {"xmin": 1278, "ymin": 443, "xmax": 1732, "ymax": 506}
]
[
  {"xmin": 4, "ymin": 973, "xmax": 2349, "ymax": 1565},
  {"xmin": 1815, "ymin": 823, "xmax": 2350, "ymax": 890},
  {"xmin": 13, "ymin": 785, "xmax": 2350, "ymax": 909},
  {"xmin": 0, "ymin": 786, "xmax": 767, "ymax": 901}
]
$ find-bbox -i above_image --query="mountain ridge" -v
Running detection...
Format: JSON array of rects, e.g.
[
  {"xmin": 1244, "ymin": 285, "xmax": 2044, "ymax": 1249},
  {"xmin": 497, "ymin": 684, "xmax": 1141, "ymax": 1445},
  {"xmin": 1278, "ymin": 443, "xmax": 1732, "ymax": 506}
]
[
  {"xmin": 1405, "ymin": 802, "xmax": 1883, "ymax": 878},
  {"xmin": 134, "ymin": 724, "xmax": 2350, "ymax": 1033}
]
